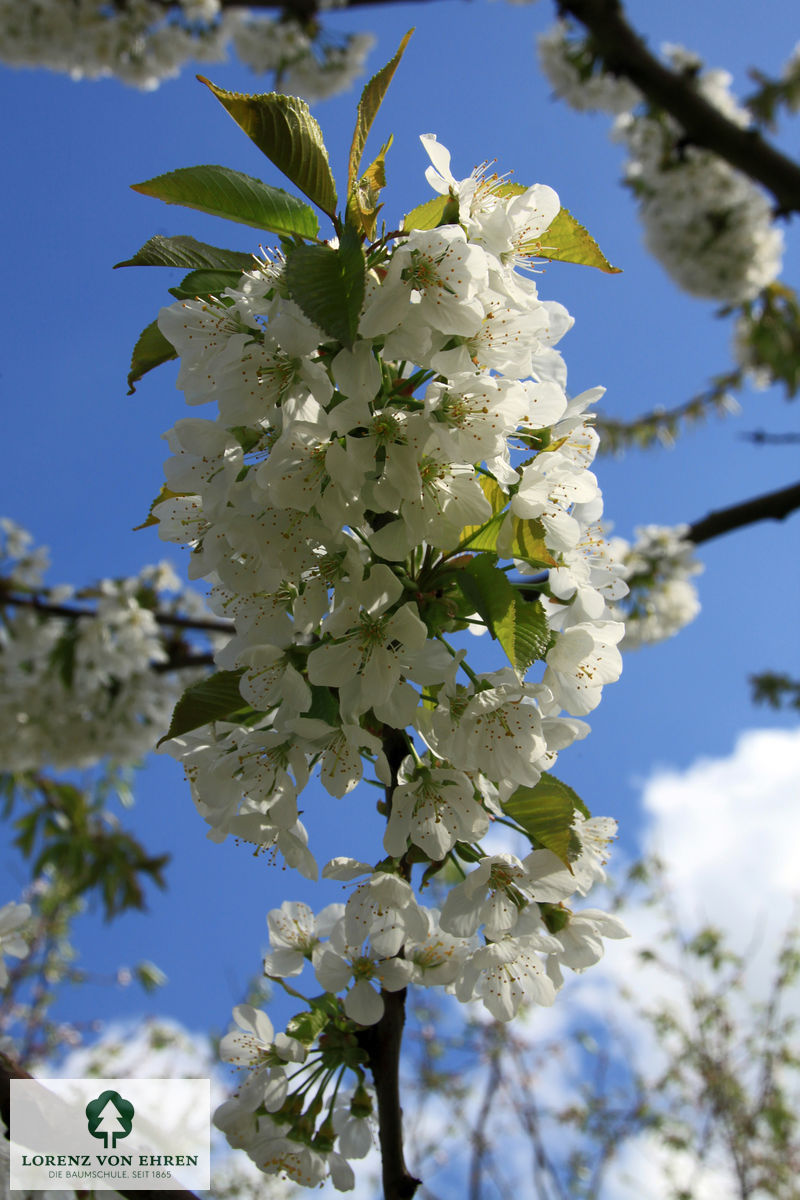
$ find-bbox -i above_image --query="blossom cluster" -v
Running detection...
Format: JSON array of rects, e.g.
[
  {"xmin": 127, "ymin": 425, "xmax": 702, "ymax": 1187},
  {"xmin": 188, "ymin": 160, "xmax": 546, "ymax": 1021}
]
[
  {"xmin": 0, "ymin": 519, "xmax": 216, "ymax": 770},
  {"xmin": 214, "ymin": 856, "xmax": 627, "ymax": 1188},
  {"xmin": 0, "ymin": 0, "xmax": 373, "ymax": 98},
  {"xmin": 156, "ymin": 134, "xmax": 628, "ymax": 874},
  {"xmin": 537, "ymin": 19, "xmax": 641, "ymax": 115},
  {"xmin": 608, "ymin": 523, "xmax": 702, "ymax": 649},
  {"xmin": 537, "ymin": 23, "xmax": 784, "ymax": 303},
  {"xmin": 146, "ymin": 128, "xmax": 631, "ymax": 1190}
]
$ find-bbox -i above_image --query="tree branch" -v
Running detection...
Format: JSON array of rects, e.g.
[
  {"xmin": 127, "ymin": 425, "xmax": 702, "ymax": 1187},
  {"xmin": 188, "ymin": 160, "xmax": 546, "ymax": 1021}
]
[
  {"xmin": 358, "ymin": 989, "xmax": 420, "ymax": 1200},
  {"xmin": 355, "ymin": 726, "xmax": 420, "ymax": 1200},
  {"xmin": 0, "ymin": 590, "xmax": 233, "ymax": 636},
  {"xmin": 558, "ymin": 0, "xmax": 800, "ymax": 214},
  {"xmin": 738, "ymin": 430, "xmax": 800, "ymax": 446},
  {"xmin": 687, "ymin": 480, "xmax": 800, "ymax": 545},
  {"xmin": 595, "ymin": 372, "xmax": 742, "ymax": 454}
]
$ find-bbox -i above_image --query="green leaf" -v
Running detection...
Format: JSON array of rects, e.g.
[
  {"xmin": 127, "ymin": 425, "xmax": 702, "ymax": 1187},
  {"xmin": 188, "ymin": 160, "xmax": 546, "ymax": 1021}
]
[
  {"xmin": 168, "ymin": 268, "xmax": 248, "ymax": 300},
  {"xmin": 306, "ymin": 684, "xmax": 341, "ymax": 726},
  {"xmin": 347, "ymin": 137, "xmax": 391, "ymax": 241},
  {"xmin": 131, "ymin": 164, "xmax": 319, "ymax": 238},
  {"xmin": 127, "ymin": 321, "xmax": 177, "ymax": 395},
  {"xmin": 498, "ymin": 516, "xmax": 557, "ymax": 569},
  {"xmin": 285, "ymin": 1007, "xmax": 330, "ymax": 1045},
  {"xmin": 402, "ymin": 193, "xmax": 459, "ymax": 232},
  {"xmin": 310, "ymin": 992, "xmax": 341, "ymax": 1017},
  {"xmin": 284, "ymin": 225, "xmax": 365, "ymax": 348},
  {"xmin": 739, "ymin": 282, "xmax": 800, "ymax": 398},
  {"xmin": 198, "ymin": 79, "xmax": 337, "ymax": 219},
  {"xmin": 477, "ymin": 475, "xmax": 507, "ymax": 514},
  {"xmin": 453, "ymin": 842, "xmax": 484, "ymax": 864},
  {"xmin": 458, "ymin": 488, "xmax": 557, "ymax": 569},
  {"xmin": 348, "ymin": 29, "xmax": 414, "ymax": 196},
  {"xmin": 226, "ymin": 425, "xmax": 264, "ymax": 454},
  {"xmin": 458, "ymin": 510, "xmax": 505, "ymax": 554},
  {"xmin": 520, "ymin": 206, "xmax": 621, "ymax": 274},
  {"xmin": 503, "ymin": 772, "xmax": 587, "ymax": 865},
  {"xmin": 456, "ymin": 556, "xmax": 551, "ymax": 673},
  {"xmin": 133, "ymin": 484, "xmax": 189, "ymax": 531},
  {"xmin": 134, "ymin": 961, "xmax": 168, "ymax": 992},
  {"xmin": 457, "ymin": 477, "xmax": 508, "ymax": 548},
  {"xmin": 158, "ymin": 669, "xmax": 252, "ymax": 745},
  {"xmin": 114, "ymin": 234, "xmax": 255, "ymax": 272}
]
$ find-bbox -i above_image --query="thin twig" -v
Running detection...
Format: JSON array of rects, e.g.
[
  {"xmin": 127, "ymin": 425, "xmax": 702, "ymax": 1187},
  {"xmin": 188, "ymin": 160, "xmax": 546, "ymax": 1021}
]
[{"xmin": 467, "ymin": 1034, "xmax": 503, "ymax": 1200}]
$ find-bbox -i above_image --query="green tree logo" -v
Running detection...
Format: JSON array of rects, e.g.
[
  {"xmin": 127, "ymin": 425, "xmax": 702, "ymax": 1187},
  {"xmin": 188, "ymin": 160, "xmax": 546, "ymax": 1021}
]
[{"xmin": 85, "ymin": 1090, "xmax": 135, "ymax": 1149}]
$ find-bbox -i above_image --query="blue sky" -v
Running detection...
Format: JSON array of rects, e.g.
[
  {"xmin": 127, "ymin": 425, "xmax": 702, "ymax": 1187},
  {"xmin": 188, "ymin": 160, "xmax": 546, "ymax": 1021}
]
[{"xmin": 1, "ymin": 0, "xmax": 799, "ymax": 1044}]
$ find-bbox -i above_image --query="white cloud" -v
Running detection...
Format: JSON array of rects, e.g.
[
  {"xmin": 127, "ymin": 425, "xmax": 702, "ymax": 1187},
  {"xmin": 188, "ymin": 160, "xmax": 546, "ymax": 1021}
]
[
  {"xmin": 640, "ymin": 725, "xmax": 800, "ymax": 927},
  {"xmin": 549, "ymin": 726, "xmax": 800, "ymax": 1199},
  {"xmin": 612, "ymin": 725, "xmax": 800, "ymax": 1014},
  {"xmin": 607, "ymin": 1136, "xmax": 738, "ymax": 1200}
]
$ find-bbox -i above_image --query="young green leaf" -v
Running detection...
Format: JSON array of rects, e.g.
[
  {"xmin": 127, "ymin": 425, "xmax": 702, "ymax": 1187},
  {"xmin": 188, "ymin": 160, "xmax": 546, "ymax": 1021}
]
[
  {"xmin": 402, "ymin": 193, "xmax": 459, "ymax": 232},
  {"xmin": 284, "ymin": 225, "xmax": 365, "ymax": 349},
  {"xmin": 127, "ymin": 321, "xmax": 178, "ymax": 395},
  {"xmin": 114, "ymin": 234, "xmax": 255, "ymax": 272},
  {"xmin": 503, "ymin": 773, "xmax": 587, "ymax": 865},
  {"xmin": 131, "ymin": 164, "xmax": 319, "ymax": 238},
  {"xmin": 498, "ymin": 516, "xmax": 557, "ymax": 568},
  {"xmin": 168, "ymin": 268, "xmax": 248, "ymax": 301},
  {"xmin": 157, "ymin": 670, "xmax": 252, "ymax": 746},
  {"xmin": 457, "ymin": 510, "xmax": 505, "ymax": 555},
  {"xmin": 477, "ymin": 474, "xmax": 508, "ymax": 514},
  {"xmin": 348, "ymin": 28, "xmax": 413, "ymax": 196},
  {"xmin": 456, "ymin": 555, "xmax": 551, "ymax": 673},
  {"xmin": 457, "ymin": 478, "xmax": 506, "ymax": 551},
  {"xmin": 306, "ymin": 684, "xmax": 341, "ymax": 726},
  {"xmin": 521, "ymin": 205, "xmax": 621, "ymax": 274},
  {"xmin": 347, "ymin": 137, "xmax": 391, "ymax": 240},
  {"xmin": 285, "ymin": 1007, "xmax": 331, "ymax": 1045},
  {"xmin": 493, "ymin": 183, "xmax": 619, "ymax": 272},
  {"xmin": 133, "ymin": 484, "xmax": 188, "ymax": 531},
  {"xmin": 457, "ymin": 491, "xmax": 556, "ymax": 569},
  {"xmin": 198, "ymin": 79, "xmax": 337, "ymax": 219}
]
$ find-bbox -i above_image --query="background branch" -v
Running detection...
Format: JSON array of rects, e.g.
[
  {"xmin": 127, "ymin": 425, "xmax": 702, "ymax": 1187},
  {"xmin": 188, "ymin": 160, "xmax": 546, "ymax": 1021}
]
[
  {"xmin": 558, "ymin": 0, "xmax": 800, "ymax": 214},
  {"xmin": 738, "ymin": 430, "xmax": 800, "ymax": 446},
  {"xmin": 687, "ymin": 479, "xmax": 800, "ymax": 544},
  {"xmin": 0, "ymin": 590, "xmax": 233, "ymax": 636}
]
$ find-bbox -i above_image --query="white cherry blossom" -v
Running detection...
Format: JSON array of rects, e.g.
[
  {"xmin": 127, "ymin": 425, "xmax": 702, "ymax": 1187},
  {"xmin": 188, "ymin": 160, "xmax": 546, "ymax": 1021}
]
[
  {"xmin": 455, "ymin": 934, "xmax": 558, "ymax": 1020},
  {"xmin": 383, "ymin": 762, "xmax": 489, "ymax": 859},
  {"xmin": 312, "ymin": 918, "xmax": 415, "ymax": 1025}
]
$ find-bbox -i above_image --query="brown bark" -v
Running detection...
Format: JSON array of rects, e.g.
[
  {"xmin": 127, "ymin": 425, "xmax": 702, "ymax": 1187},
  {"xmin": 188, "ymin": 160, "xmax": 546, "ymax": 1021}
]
[
  {"xmin": 687, "ymin": 480, "xmax": 800, "ymax": 545},
  {"xmin": 357, "ymin": 991, "xmax": 421, "ymax": 1199},
  {"xmin": 354, "ymin": 725, "xmax": 420, "ymax": 1199}
]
